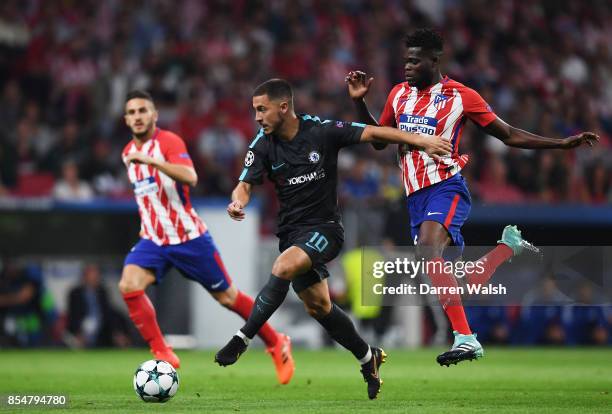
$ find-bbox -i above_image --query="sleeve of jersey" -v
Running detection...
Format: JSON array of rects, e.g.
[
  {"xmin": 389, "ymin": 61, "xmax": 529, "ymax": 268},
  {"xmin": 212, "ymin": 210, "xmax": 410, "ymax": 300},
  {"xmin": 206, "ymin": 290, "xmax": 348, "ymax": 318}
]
[
  {"xmin": 325, "ymin": 121, "xmax": 365, "ymax": 148},
  {"xmin": 161, "ymin": 134, "xmax": 194, "ymax": 167},
  {"xmin": 378, "ymin": 88, "xmax": 398, "ymax": 127},
  {"xmin": 238, "ymin": 145, "xmax": 265, "ymax": 185},
  {"xmin": 461, "ymin": 87, "xmax": 497, "ymax": 127}
]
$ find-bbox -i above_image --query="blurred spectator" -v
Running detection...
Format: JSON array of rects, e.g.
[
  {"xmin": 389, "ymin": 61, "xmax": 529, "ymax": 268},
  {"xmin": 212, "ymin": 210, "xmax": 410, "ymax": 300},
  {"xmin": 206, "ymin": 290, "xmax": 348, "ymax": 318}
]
[
  {"xmin": 0, "ymin": 80, "xmax": 23, "ymax": 131},
  {"xmin": 0, "ymin": 259, "xmax": 58, "ymax": 347},
  {"xmin": 584, "ymin": 161, "xmax": 611, "ymax": 204},
  {"xmin": 520, "ymin": 276, "xmax": 571, "ymax": 345},
  {"xmin": 40, "ymin": 120, "xmax": 86, "ymax": 175},
  {"xmin": 0, "ymin": 134, "xmax": 18, "ymax": 192},
  {"xmin": 478, "ymin": 154, "xmax": 525, "ymax": 203},
  {"xmin": 13, "ymin": 119, "xmax": 39, "ymax": 176},
  {"xmin": 341, "ymin": 159, "xmax": 381, "ymax": 204},
  {"xmin": 563, "ymin": 283, "xmax": 609, "ymax": 345},
  {"xmin": 81, "ymin": 139, "xmax": 125, "ymax": 197},
  {"xmin": 52, "ymin": 160, "xmax": 94, "ymax": 201},
  {"xmin": 65, "ymin": 263, "xmax": 131, "ymax": 348},
  {"xmin": 195, "ymin": 111, "xmax": 245, "ymax": 195},
  {"xmin": 466, "ymin": 306, "xmax": 512, "ymax": 344}
]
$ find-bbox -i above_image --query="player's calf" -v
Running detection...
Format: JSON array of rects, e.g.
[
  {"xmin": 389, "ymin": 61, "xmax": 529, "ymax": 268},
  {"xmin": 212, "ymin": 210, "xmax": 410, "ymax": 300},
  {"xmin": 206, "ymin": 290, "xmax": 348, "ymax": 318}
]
[{"xmin": 303, "ymin": 296, "xmax": 332, "ymax": 318}]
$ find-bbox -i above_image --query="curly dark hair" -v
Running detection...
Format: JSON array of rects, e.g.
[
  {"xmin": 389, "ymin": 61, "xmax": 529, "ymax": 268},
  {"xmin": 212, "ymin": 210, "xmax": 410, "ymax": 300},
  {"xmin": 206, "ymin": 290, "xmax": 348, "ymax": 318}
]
[{"xmin": 405, "ymin": 28, "xmax": 444, "ymax": 53}]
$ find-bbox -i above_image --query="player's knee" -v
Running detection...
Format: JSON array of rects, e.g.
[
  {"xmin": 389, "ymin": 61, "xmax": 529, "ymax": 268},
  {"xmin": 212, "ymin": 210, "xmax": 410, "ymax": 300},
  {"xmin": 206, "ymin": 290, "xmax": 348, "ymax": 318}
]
[
  {"xmin": 118, "ymin": 276, "xmax": 140, "ymax": 294},
  {"xmin": 271, "ymin": 259, "xmax": 299, "ymax": 280},
  {"xmin": 415, "ymin": 240, "xmax": 444, "ymax": 261},
  {"xmin": 304, "ymin": 298, "xmax": 332, "ymax": 319},
  {"xmin": 119, "ymin": 267, "xmax": 152, "ymax": 294},
  {"xmin": 214, "ymin": 291, "xmax": 236, "ymax": 308}
]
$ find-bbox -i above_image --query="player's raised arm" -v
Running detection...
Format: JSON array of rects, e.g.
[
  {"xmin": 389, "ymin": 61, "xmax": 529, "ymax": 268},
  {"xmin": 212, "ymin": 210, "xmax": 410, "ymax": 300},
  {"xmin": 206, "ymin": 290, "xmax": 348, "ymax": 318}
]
[
  {"xmin": 484, "ymin": 117, "xmax": 600, "ymax": 150},
  {"xmin": 124, "ymin": 152, "xmax": 198, "ymax": 186},
  {"xmin": 360, "ymin": 125, "xmax": 452, "ymax": 160},
  {"xmin": 227, "ymin": 181, "xmax": 252, "ymax": 221},
  {"xmin": 346, "ymin": 70, "xmax": 389, "ymax": 151},
  {"xmin": 346, "ymin": 70, "xmax": 378, "ymax": 126}
]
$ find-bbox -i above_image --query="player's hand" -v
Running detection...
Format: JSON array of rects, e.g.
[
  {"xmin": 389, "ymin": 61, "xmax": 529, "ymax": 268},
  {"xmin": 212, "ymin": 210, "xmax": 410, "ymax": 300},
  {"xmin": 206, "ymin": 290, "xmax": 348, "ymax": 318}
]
[
  {"xmin": 421, "ymin": 136, "xmax": 453, "ymax": 161},
  {"xmin": 345, "ymin": 70, "xmax": 373, "ymax": 100},
  {"xmin": 227, "ymin": 200, "xmax": 245, "ymax": 221},
  {"xmin": 125, "ymin": 152, "xmax": 156, "ymax": 166},
  {"xmin": 561, "ymin": 132, "xmax": 600, "ymax": 149}
]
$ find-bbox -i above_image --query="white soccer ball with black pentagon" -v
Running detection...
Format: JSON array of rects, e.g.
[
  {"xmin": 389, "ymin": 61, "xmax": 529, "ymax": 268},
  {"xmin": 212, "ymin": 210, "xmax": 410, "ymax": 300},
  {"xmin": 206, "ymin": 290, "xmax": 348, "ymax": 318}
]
[{"xmin": 133, "ymin": 359, "xmax": 179, "ymax": 402}]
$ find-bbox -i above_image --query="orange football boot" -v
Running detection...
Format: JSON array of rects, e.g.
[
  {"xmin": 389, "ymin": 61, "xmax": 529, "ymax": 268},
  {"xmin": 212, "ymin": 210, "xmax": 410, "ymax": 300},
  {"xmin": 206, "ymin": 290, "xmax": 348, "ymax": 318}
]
[{"xmin": 266, "ymin": 334, "xmax": 295, "ymax": 384}]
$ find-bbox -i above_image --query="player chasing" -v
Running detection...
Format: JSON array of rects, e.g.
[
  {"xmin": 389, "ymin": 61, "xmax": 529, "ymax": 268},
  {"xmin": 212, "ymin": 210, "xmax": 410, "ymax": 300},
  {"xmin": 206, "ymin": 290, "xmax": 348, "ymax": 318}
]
[
  {"xmin": 346, "ymin": 28, "xmax": 599, "ymax": 366},
  {"xmin": 214, "ymin": 79, "xmax": 452, "ymax": 399},
  {"xmin": 118, "ymin": 90, "xmax": 295, "ymax": 384}
]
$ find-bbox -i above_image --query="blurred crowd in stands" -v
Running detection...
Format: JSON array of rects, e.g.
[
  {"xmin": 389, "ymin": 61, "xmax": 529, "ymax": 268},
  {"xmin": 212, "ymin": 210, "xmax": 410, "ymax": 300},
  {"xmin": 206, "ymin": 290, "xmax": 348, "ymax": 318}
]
[{"xmin": 0, "ymin": 0, "xmax": 610, "ymax": 232}]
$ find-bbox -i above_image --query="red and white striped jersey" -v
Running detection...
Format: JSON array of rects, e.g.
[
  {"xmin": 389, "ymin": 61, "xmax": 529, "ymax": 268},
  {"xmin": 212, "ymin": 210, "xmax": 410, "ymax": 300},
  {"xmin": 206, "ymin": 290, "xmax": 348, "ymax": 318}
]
[
  {"xmin": 122, "ymin": 128, "xmax": 206, "ymax": 246},
  {"xmin": 379, "ymin": 76, "xmax": 497, "ymax": 196}
]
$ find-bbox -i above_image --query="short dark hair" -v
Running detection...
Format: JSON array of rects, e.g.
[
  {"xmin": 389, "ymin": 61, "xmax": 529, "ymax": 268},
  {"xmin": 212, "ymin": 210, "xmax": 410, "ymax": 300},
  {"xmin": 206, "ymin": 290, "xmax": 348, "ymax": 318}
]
[
  {"xmin": 405, "ymin": 28, "xmax": 444, "ymax": 53},
  {"xmin": 125, "ymin": 90, "xmax": 154, "ymax": 103},
  {"xmin": 253, "ymin": 79, "xmax": 293, "ymax": 102}
]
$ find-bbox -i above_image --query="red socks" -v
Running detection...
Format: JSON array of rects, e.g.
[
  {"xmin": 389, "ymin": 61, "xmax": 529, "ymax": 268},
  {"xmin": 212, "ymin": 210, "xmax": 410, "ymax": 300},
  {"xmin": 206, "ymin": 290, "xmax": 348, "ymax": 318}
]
[
  {"xmin": 426, "ymin": 258, "xmax": 471, "ymax": 335},
  {"xmin": 231, "ymin": 290, "xmax": 278, "ymax": 347},
  {"xmin": 466, "ymin": 244, "xmax": 513, "ymax": 287},
  {"xmin": 123, "ymin": 289, "xmax": 280, "ymax": 350},
  {"xmin": 123, "ymin": 290, "xmax": 169, "ymax": 352},
  {"xmin": 426, "ymin": 245, "xmax": 513, "ymax": 335}
]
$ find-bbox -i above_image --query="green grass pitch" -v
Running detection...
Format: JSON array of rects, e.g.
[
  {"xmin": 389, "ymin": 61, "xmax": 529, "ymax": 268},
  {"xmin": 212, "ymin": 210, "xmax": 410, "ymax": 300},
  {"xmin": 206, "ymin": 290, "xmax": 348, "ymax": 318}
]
[{"xmin": 1, "ymin": 348, "xmax": 610, "ymax": 413}]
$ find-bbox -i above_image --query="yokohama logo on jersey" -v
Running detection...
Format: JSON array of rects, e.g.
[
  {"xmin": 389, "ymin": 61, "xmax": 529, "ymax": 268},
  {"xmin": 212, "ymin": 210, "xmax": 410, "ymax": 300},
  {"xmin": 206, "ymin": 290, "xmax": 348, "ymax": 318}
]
[
  {"xmin": 379, "ymin": 76, "xmax": 497, "ymax": 196},
  {"xmin": 122, "ymin": 129, "xmax": 206, "ymax": 245}
]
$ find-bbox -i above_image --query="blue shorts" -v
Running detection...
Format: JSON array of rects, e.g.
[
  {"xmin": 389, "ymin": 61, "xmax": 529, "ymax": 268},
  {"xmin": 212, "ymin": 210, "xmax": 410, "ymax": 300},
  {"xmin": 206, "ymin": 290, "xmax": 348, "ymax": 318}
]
[
  {"xmin": 407, "ymin": 174, "xmax": 471, "ymax": 250},
  {"xmin": 124, "ymin": 232, "xmax": 232, "ymax": 292}
]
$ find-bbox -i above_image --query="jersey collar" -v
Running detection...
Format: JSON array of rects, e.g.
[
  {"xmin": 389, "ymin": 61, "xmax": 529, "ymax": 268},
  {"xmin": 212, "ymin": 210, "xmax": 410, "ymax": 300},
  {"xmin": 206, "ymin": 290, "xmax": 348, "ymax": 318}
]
[{"xmin": 132, "ymin": 127, "xmax": 160, "ymax": 150}]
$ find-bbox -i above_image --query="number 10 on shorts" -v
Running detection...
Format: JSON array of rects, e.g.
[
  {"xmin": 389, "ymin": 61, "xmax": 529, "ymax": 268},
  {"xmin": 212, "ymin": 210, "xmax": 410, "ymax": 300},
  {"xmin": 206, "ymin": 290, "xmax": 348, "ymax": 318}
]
[{"xmin": 306, "ymin": 232, "xmax": 328, "ymax": 253}]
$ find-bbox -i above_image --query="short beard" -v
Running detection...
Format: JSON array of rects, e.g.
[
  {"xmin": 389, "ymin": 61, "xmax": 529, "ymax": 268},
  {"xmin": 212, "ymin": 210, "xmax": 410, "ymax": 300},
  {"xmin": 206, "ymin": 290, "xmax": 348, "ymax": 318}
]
[{"xmin": 133, "ymin": 123, "xmax": 152, "ymax": 139}]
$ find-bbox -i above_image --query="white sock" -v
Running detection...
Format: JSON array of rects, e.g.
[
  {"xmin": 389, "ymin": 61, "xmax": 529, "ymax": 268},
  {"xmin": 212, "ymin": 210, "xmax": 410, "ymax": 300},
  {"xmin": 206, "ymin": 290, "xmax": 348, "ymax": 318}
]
[
  {"xmin": 236, "ymin": 330, "xmax": 251, "ymax": 346},
  {"xmin": 359, "ymin": 347, "xmax": 372, "ymax": 365}
]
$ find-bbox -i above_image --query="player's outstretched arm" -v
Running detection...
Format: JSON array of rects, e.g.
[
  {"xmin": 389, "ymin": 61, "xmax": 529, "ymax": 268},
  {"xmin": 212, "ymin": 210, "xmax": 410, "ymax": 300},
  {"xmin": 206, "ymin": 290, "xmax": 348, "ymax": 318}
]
[
  {"xmin": 484, "ymin": 117, "xmax": 599, "ymax": 149},
  {"xmin": 228, "ymin": 181, "xmax": 251, "ymax": 221},
  {"xmin": 360, "ymin": 125, "xmax": 452, "ymax": 160},
  {"xmin": 124, "ymin": 153, "xmax": 198, "ymax": 186}
]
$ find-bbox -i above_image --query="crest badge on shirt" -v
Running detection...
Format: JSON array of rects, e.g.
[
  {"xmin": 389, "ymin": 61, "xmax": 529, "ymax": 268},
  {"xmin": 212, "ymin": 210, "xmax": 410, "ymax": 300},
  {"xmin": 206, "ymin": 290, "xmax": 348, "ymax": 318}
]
[
  {"xmin": 308, "ymin": 151, "xmax": 320, "ymax": 163},
  {"xmin": 434, "ymin": 93, "xmax": 448, "ymax": 110}
]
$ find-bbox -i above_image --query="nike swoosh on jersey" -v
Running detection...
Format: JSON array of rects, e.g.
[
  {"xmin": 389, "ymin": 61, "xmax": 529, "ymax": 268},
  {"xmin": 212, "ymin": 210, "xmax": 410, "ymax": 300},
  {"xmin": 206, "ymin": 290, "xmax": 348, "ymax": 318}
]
[
  {"xmin": 211, "ymin": 280, "xmax": 225, "ymax": 289},
  {"xmin": 427, "ymin": 212, "xmax": 444, "ymax": 216},
  {"xmin": 272, "ymin": 163, "xmax": 286, "ymax": 171}
]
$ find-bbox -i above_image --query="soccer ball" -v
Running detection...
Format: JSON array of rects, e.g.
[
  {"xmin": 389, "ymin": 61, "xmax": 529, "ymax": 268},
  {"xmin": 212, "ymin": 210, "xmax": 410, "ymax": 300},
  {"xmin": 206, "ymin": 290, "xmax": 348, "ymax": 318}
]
[{"xmin": 133, "ymin": 359, "xmax": 179, "ymax": 402}]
